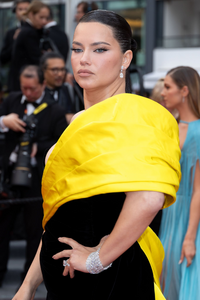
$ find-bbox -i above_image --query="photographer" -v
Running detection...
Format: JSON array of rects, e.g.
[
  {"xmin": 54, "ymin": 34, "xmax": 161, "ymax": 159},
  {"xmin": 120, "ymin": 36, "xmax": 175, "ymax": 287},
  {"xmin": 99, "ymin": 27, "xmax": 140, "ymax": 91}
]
[
  {"xmin": 41, "ymin": 6, "xmax": 69, "ymax": 62},
  {"xmin": 0, "ymin": 65, "xmax": 67, "ymax": 287},
  {"xmin": 9, "ymin": 0, "xmax": 50, "ymax": 91},
  {"xmin": 40, "ymin": 52, "xmax": 76, "ymax": 124},
  {"xmin": 0, "ymin": 0, "xmax": 31, "ymax": 92}
]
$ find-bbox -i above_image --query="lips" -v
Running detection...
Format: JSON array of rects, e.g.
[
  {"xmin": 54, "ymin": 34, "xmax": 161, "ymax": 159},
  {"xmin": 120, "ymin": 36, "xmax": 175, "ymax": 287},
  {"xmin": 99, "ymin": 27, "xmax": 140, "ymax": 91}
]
[{"xmin": 78, "ymin": 69, "xmax": 93, "ymax": 75}]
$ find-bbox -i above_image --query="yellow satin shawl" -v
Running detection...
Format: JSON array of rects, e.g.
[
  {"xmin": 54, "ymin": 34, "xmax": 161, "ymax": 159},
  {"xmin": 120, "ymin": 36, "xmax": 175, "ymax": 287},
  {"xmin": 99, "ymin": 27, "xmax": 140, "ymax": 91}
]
[
  {"xmin": 42, "ymin": 93, "xmax": 181, "ymax": 299},
  {"xmin": 42, "ymin": 93, "xmax": 181, "ymax": 228}
]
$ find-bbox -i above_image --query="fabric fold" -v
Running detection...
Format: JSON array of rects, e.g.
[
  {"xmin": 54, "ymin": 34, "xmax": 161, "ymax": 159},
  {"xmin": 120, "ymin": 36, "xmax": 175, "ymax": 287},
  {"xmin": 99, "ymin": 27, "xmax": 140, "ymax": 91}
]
[
  {"xmin": 41, "ymin": 93, "xmax": 181, "ymax": 300},
  {"xmin": 42, "ymin": 93, "xmax": 181, "ymax": 228}
]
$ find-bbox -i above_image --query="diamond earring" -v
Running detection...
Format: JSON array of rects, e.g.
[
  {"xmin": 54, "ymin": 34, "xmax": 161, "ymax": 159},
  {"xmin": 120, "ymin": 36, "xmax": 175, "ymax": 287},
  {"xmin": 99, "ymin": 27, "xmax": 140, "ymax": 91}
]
[{"xmin": 120, "ymin": 66, "xmax": 124, "ymax": 78}]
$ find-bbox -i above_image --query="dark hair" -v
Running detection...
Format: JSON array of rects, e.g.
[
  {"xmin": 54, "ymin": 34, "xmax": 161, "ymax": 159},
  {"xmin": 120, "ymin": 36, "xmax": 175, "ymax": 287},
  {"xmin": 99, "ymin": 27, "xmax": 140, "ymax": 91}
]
[
  {"xmin": 40, "ymin": 52, "xmax": 65, "ymax": 71},
  {"xmin": 20, "ymin": 65, "xmax": 44, "ymax": 84},
  {"xmin": 77, "ymin": 1, "xmax": 98, "ymax": 14},
  {"xmin": 12, "ymin": 0, "xmax": 32, "ymax": 13},
  {"xmin": 167, "ymin": 66, "xmax": 200, "ymax": 119},
  {"xmin": 78, "ymin": 10, "xmax": 137, "ymax": 93}
]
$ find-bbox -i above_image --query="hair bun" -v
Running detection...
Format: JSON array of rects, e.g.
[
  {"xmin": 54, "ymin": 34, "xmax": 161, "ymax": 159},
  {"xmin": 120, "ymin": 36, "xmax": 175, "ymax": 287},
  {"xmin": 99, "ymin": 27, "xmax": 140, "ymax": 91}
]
[{"xmin": 131, "ymin": 38, "xmax": 137, "ymax": 52}]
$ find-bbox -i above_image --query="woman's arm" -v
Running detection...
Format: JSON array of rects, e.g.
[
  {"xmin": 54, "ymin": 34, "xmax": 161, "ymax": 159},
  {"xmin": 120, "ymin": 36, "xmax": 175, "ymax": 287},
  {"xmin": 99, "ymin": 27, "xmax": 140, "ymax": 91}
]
[
  {"xmin": 12, "ymin": 240, "xmax": 43, "ymax": 300},
  {"xmin": 99, "ymin": 191, "xmax": 164, "ymax": 266},
  {"xmin": 53, "ymin": 190, "xmax": 164, "ymax": 277},
  {"xmin": 179, "ymin": 161, "xmax": 200, "ymax": 267}
]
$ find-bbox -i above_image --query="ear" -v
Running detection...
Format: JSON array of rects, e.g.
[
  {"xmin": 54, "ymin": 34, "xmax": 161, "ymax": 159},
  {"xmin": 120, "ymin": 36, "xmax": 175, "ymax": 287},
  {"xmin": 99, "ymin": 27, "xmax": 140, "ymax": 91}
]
[
  {"xmin": 42, "ymin": 80, "xmax": 47, "ymax": 90},
  {"xmin": 122, "ymin": 50, "xmax": 133, "ymax": 70},
  {"xmin": 181, "ymin": 85, "xmax": 189, "ymax": 98},
  {"xmin": 28, "ymin": 11, "xmax": 33, "ymax": 20}
]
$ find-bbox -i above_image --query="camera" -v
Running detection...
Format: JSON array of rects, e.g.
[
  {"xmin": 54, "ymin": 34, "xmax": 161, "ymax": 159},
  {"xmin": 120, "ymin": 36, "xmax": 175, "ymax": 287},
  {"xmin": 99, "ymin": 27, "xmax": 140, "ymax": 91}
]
[
  {"xmin": 11, "ymin": 114, "xmax": 38, "ymax": 188},
  {"xmin": 39, "ymin": 28, "xmax": 60, "ymax": 55}
]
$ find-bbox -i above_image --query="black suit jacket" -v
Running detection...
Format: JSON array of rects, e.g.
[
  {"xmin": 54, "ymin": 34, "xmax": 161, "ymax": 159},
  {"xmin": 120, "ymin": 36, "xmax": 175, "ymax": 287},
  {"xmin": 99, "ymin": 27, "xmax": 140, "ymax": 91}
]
[
  {"xmin": 45, "ymin": 84, "xmax": 75, "ymax": 116},
  {"xmin": 44, "ymin": 25, "xmax": 69, "ymax": 62},
  {"xmin": 0, "ymin": 91, "xmax": 68, "ymax": 178},
  {"xmin": 0, "ymin": 27, "xmax": 19, "ymax": 91},
  {"xmin": 0, "ymin": 27, "xmax": 17, "ymax": 65},
  {"xmin": 9, "ymin": 22, "xmax": 43, "ymax": 91}
]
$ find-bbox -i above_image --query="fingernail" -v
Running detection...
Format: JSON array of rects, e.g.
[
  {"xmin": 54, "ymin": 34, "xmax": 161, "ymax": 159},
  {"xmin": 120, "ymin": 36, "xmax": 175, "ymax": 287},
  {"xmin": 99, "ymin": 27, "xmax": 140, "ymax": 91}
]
[{"xmin": 178, "ymin": 260, "xmax": 182, "ymax": 264}]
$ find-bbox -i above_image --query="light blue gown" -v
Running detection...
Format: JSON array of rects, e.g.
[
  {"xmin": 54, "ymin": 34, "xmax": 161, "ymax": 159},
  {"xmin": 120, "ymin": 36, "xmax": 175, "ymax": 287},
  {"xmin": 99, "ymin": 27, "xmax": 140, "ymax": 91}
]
[{"xmin": 159, "ymin": 119, "xmax": 200, "ymax": 300}]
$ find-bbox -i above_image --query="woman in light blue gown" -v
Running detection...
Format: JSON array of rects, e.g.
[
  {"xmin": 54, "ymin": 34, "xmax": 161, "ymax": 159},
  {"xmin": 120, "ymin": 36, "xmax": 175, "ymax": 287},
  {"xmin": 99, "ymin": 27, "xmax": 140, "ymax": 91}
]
[{"xmin": 159, "ymin": 66, "xmax": 200, "ymax": 300}]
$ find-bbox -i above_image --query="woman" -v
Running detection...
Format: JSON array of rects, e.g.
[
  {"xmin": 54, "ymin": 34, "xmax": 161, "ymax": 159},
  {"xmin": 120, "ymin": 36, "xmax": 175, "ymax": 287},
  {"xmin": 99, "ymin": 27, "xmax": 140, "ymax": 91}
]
[
  {"xmin": 13, "ymin": 10, "xmax": 181, "ymax": 300},
  {"xmin": 10, "ymin": 0, "xmax": 50, "ymax": 91},
  {"xmin": 159, "ymin": 66, "xmax": 200, "ymax": 300}
]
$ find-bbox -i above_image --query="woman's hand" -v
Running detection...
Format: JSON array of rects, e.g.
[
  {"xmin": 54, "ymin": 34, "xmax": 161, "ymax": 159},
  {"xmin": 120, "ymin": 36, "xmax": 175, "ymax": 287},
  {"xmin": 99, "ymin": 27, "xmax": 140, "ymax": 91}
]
[
  {"xmin": 179, "ymin": 238, "xmax": 196, "ymax": 267},
  {"xmin": 52, "ymin": 236, "xmax": 109, "ymax": 278}
]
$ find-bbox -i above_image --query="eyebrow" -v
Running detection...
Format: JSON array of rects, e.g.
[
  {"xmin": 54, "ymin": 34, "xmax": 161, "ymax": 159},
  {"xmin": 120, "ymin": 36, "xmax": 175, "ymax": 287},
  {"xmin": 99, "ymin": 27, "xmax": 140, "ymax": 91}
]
[{"xmin": 72, "ymin": 41, "xmax": 111, "ymax": 46}]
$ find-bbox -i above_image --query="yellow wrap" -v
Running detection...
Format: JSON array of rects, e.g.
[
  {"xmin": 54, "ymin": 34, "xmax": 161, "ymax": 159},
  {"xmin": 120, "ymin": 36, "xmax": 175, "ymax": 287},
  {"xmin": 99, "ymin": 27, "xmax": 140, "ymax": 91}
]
[{"xmin": 42, "ymin": 93, "xmax": 181, "ymax": 299}]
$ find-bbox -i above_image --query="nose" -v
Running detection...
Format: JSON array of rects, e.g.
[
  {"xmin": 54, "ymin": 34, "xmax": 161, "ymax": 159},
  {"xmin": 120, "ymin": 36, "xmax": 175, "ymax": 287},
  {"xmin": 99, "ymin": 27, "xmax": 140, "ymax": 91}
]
[
  {"xmin": 80, "ymin": 50, "xmax": 91, "ymax": 66},
  {"xmin": 161, "ymin": 88, "xmax": 165, "ymax": 97}
]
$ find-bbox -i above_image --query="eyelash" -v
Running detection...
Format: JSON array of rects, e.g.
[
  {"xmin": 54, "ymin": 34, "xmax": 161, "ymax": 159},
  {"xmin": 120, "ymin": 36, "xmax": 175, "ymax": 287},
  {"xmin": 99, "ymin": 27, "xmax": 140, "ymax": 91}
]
[
  {"xmin": 71, "ymin": 48, "xmax": 108, "ymax": 53},
  {"xmin": 95, "ymin": 48, "xmax": 108, "ymax": 53},
  {"xmin": 71, "ymin": 48, "xmax": 82, "ymax": 53}
]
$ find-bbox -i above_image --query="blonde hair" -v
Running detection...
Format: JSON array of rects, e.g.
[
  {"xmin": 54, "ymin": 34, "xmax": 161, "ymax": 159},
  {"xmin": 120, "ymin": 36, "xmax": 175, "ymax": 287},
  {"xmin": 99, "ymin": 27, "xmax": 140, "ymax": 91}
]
[
  {"xmin": 150, "ymin": 78, "xmax": 164, "ymax": 104},
  {"xmin": 23, "ymin": 0, "xmax": 49, "ymax": 16},
  {"xmin": 167, "ymin": 66, "xmax": 200, "ymax": 119}
]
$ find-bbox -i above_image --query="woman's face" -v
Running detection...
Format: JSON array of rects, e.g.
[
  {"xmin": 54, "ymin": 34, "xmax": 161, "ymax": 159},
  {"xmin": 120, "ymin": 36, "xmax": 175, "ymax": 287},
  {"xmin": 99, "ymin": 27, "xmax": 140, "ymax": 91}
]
[
  {"xmin": 71, "ymin": 22, "xmax": 125, "ymax": 92},
  {"xmin": 30, "ymin": 7, "xmax": 49, "ymax": 29},
  {"xmin": 161, "ymin": 75, "xmax": 183, "ymax": 110}
]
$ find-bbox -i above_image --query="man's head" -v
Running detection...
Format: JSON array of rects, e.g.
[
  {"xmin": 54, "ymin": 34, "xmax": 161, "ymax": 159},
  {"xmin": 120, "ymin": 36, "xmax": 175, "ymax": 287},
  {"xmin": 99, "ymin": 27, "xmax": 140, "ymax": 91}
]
[
  {"xmin": 13, "ymin": 0, "xmax": 31, "ymax": 21},
  {"xmin": 40, "ymin": 52, "xmax": 66, "ymax": 89},
  {"xmin": 75, "ymin": 1, "xmax": 98, "ymax": 23},
  {"xmin": 20, "ymin": 65, "xmax": 45, "ymax": 102}
]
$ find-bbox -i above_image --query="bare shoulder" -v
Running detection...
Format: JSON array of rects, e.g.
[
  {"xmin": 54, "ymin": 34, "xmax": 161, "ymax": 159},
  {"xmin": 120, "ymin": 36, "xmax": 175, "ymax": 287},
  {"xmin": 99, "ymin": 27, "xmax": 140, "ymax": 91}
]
[{"xmin": 70, "ymin": 110, "xmax": 85, "ymax": 123}]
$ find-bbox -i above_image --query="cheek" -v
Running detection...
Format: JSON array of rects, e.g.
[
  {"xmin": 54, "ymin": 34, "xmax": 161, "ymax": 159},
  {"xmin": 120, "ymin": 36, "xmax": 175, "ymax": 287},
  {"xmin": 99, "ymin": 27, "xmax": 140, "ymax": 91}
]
[
  {"xmin": 98, "ymin": 57, "xmax": 120, "ymax": 77},
  {"xmin": 170, "ymin": 90, "xmax": 180, "ymax": 101},
  {"xmin": 71, "ymin": 56, "xmax": 78, "ymax": 72},
  {"xmin": 34, "ymin": 90, "xmax": 41, "ymax": 98}
]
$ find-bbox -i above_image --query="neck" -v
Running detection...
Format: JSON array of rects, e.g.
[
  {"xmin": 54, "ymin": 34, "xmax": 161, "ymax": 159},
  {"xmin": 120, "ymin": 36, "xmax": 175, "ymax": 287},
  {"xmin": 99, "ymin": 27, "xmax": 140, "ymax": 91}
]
[
  {"xmin": 46, "ymin": 84, "xmax": 57, "ymax": 90},
  {"xmin": 84, "ymin": 81, "xmax": 126, "ymax": 109},
  {"xmin": 177, "ymin": 102, "xmax": 198, "ymax": 122}
]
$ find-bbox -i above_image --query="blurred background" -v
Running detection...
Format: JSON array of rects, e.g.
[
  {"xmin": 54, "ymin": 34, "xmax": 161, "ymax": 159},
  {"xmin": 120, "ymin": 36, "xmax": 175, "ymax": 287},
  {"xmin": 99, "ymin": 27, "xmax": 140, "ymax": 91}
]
[
  {"xmin": 0, "ymin": 0, "xmax": 200, "ymax": 299},
  {"xmin": 0, "ymin": 0, "xmax": 200, "ymax": 96}
]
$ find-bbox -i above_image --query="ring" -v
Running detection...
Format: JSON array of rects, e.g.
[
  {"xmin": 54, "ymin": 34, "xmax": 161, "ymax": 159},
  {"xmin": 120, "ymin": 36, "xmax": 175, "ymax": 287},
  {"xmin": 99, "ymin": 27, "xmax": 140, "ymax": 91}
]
[{"xmin": 63, "ymin": 259, "xmax": 70, "ymax": 267}]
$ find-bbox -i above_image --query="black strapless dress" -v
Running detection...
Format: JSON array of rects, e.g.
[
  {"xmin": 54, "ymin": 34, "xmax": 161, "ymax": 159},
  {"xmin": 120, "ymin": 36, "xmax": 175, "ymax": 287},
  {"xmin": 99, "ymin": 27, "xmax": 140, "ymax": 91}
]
[{"xmin": 40, "ymin": 193, "xmax": 155, "ymax": 300}]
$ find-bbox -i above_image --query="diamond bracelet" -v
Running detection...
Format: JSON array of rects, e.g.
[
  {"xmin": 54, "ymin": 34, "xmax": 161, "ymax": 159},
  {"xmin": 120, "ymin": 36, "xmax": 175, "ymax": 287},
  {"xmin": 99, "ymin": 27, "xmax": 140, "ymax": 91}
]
[{"xmin": 86, "ymin": 247, "xmax": 112, "ymax": 274}]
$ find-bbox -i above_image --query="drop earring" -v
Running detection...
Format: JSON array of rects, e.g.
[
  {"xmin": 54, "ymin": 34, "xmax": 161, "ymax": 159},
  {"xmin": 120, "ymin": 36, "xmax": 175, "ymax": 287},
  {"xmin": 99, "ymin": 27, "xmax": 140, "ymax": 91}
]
[
  {"xmin": 182, "ymin": 97, "xmax": 185, "ymax": 103},
  {"xmin": 120, "ymin": 66, "xmax": 124, "ymax": 78}
]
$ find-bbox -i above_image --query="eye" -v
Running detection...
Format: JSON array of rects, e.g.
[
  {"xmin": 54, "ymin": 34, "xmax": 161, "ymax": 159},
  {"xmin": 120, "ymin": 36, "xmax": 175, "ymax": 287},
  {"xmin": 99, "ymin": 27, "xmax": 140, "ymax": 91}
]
[
  {"xmin": 94, "ymin": 48, "xmax": 108, "ymax": 53},
  {"xmin": 71, "ymin": 48, "xmax": 83, "ymax": 53}
]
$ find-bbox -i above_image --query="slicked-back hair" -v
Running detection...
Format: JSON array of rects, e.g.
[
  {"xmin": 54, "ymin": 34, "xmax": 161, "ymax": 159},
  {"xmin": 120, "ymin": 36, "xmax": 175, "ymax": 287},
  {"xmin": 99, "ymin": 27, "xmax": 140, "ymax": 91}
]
[{"xmin": 78, "ymin": 10, "xmax": 137, "ymax": 93}]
